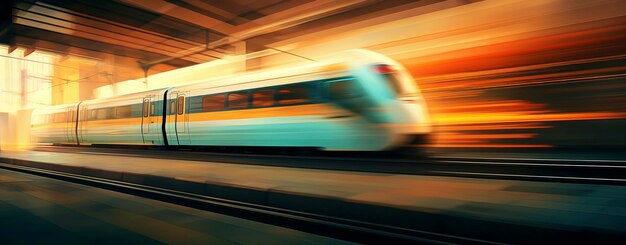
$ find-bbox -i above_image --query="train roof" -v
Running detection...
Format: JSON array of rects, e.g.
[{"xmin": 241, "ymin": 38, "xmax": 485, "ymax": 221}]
[
  {"xmin": 34, "ymin": 49, "xmax": 397, "ymax": 109},
  {"xmin": 169, "ymin": 49, "xmax": 393, "ymax": 91}
]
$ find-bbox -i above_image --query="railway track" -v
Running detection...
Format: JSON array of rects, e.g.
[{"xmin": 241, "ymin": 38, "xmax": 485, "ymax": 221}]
[
  {"xmin": 35, "ymin": 145, "xmax": 626, "ymax": 186},
  {"xmin": 4, "ymin": 147, "xmax": 626, "ymax": 243},
  {"xmin": 0, "ymin": 162, "xmax": 493, "ymax": 245}
]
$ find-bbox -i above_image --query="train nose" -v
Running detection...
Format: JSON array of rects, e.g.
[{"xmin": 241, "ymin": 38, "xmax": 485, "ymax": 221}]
[
  {"xmin": 398, "ymin": 101, "xmax": 431, "ymax": 132},
  {"xmin": 384, "ymin": 122, "xmax": 431, "ymax": 135}
]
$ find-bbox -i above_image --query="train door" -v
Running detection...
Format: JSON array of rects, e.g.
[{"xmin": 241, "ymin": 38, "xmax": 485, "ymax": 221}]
[
  {"xmin": 65, "ymin": 106, "xmax": 74, "ymax": 143},
  {"xmin": 65, "ymin": 104, "xmax": 78, "ymax": 144},
  {"xmin": 166, "ymin": 92, "xmax": 178, "ymax": 145},
  {"xmin": 175, "ymin": 93, "xmax": 190, "ymax": 145},
  {"xmin": 141, "ymin": 97, "xmax": 157, "ymax": 145},
  {"xmin": 78, "ymin": 103, "xmax": 87, "ymax": 144}
]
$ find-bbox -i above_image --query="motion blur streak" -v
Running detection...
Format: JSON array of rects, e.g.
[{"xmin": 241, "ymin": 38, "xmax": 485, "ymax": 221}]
[{"xmin": 381, "ymin": 0, "xmax": 626, "ymax": 148}]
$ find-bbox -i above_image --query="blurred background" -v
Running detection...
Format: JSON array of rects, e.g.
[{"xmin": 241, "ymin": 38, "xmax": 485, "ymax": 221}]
[{"xmin": 1, "ymin": 0, "xmax": 625, "ymax": 152}]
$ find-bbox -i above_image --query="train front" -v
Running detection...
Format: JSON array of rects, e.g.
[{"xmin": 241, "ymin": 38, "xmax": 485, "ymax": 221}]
[{"xmin": 344, "ymin": 50, "xmax": 432, "ymax": 150}]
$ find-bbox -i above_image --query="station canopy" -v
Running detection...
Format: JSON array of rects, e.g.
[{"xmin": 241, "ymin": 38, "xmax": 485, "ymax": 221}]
[{"xmin": 1, "ymin": 0, "xmax": 416, "ymax": 69}]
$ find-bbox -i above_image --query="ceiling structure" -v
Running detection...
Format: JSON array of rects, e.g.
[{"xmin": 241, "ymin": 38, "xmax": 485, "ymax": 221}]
[{"xmin": 1, "ymin": 0, "xmax": 422, "ymax": 72}]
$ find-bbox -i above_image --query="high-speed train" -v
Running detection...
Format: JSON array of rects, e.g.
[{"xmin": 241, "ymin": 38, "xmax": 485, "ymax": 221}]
[{"xmin": 31, "ymin": 50, "xmax": 431, "ymax": 151}]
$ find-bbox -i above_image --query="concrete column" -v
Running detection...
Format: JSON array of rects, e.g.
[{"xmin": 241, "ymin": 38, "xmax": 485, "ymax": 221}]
[
  {"xmin": 231, "ymin": 41, "xmax": 247, "ymax": 72},
  {"xmin": 0, "ymin": 112, "xmax": 7, "ymax": 150},
  {"xmin": 20, "ymin": 70, "xmax": 27, "ymax": 108},
  {"xmin": 16, "ymin": 109, "xmax": 32, "ymax": 148}
]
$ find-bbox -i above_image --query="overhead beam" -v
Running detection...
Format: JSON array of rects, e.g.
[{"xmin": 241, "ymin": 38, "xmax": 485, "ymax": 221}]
[
  {"xmin": 12, "ymin": 9, "xmax": 211, "ymax": 63},
  {"xmin": 230, "ymin": 0, "xmax": 369, "ymax": 38},
  {"xmin": 36, "ymin": 0, "xmax": 207, "ymax": 43},
  {"xmin": 140, "ymin": 0, "xmax": 370, "ymax": 66},
  {"xmin": 117, "ymin": 0, "xmax": 235, "ymax": 35},
  {"xmin": 12, "ymin": 27, "xmax": 197, "ymax": 67},
  {"xmin": 8, "ymin": 44, "xmax": 17, "ymax": 54},
  {"xmin": 23, "ymin": 47, "xmax": 35, "ymax": 57},
  {"xmin": 183, "ymin": 0, "xmax": 240, "ymax": 21},
  {"xmin": 22, "ymin": 2, "xmax": 203, "ymax": 49}
]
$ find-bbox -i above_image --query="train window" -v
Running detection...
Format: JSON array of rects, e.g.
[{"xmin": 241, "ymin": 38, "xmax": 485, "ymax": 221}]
[
  {"xmin": 227, "ymin": 92, "xmax": 248, "ymax": 109},
  {"xmin": 143, "ymin": 99, "xmax": 149, "ymax": 117},
  {"xmin": 116, "ymin": 105, "xmax": 132, "ymax": 118},
  {"xmin": 131, "ymin": 104, "xmax": 143, "ymax": 117},
  {"xmin": 80, "ymin": 110, "xmax": 87, "ymax": 121},
  {"xmin": 383, "ymin": 73, "xmax": 403, "ymax": 95},
  {"xmin": 327, "ymin": 79, "xmax": 360, "ymax": 99},
  {"xmin": 187, "ymin": 97, "xmax": 202, "ymax": 113},
  {"xmin": 53, "ymin": 113, "xmax": 66, "ymax": 123},
  {"xmin": 374, "ymin": 65, "xmax": 404, "ymax": 95},
  {"xmin": 151, "ymin": 102, "xmax": 156, "ymax": 116},
  {"xmin": 107, "ymin": 108, "xmax": 114, "ymax": 119},
  {"xmin": 177, "ymin": 96, "xmax": 185, "ymax": 115},
  {"xmin": 90, "ymin": 110, "xmax": 97, "ymax": 120},
  {"xmin": 96, "ymin": 108, "xmax": 113, "ymax": 120},
  {"xmin": 278, "ymin": 84, "xmax": 310, "ymax": 105},
  {"xmin": 252, "ymin": 89, "xmax": 274, "ymax": 107},
  {"xmin": 202, "ymin": 94, "xmax": 225, "ymax": 111},
  {"xmin": 170, "ymin": 100, "xmax": 177, "ymax": 115}
]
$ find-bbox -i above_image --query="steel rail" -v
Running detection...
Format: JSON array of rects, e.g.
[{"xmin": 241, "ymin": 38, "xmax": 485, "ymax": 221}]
[
  {"xmin": 34, "ymin": 146, "xmax": 626, "ymax": 186},
  {"xmin": 0, "ymin": 162, "xmax": 496, "ymax": 245}
]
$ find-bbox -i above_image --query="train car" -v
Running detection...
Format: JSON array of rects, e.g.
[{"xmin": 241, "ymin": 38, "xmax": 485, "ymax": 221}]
[
  {"xmin": 31, "ymin": 49, "xmax": 431, "ymax": 151},
  {"xmin": 77, "ymin": 88, "xmax": 169, "ymax": 146},
  {"xmin": 31, "ymin": 102, "xmax": 80, "ymax": 145}
]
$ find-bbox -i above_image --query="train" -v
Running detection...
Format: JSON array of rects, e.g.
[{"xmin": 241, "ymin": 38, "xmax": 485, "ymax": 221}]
[{"xmin": 31, "ymin": 49, "xmax": 432, "ymax": 152}]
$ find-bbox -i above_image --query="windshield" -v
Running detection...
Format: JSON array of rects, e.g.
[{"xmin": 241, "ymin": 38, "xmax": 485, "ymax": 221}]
[
  {"xmin": 373, "ymin": 64, "xmax": 416, "ymax": 96},
  {"xmin": 382, "ymin": 72, "xmax": 404, "ymax": 95}
]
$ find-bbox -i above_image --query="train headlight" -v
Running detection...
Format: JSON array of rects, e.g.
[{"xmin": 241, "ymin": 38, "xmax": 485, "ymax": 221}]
[{"xmin": 372, "ymin": 64, "xmax": 396, "ymax": 74}]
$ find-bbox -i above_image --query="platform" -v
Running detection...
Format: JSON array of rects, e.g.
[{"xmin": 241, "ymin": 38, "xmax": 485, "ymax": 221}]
[
  {"xmin": 2, "ymin": 150, "xmax": 626, "ymax": 243},
  {"xmin": 0, "ymin": 167, "xmax": 343, "ymax": 244}
]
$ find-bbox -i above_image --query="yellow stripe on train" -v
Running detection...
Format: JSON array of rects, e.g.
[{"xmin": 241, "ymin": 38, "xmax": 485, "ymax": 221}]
[{"xmin": 33, "ymin": 103, "xmax": 345, "ymax": 129}]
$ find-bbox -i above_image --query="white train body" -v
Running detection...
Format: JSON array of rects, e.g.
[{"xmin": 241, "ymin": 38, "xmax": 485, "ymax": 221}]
[{"xmin": 32, "ymin": 50, "xmax": 431, "ymax": 151}]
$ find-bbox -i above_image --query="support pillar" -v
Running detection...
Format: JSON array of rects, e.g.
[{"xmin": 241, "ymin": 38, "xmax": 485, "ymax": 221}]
[{"xmin": 231, "ymin": 41, "xmax": 247, "ymax": 72}]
